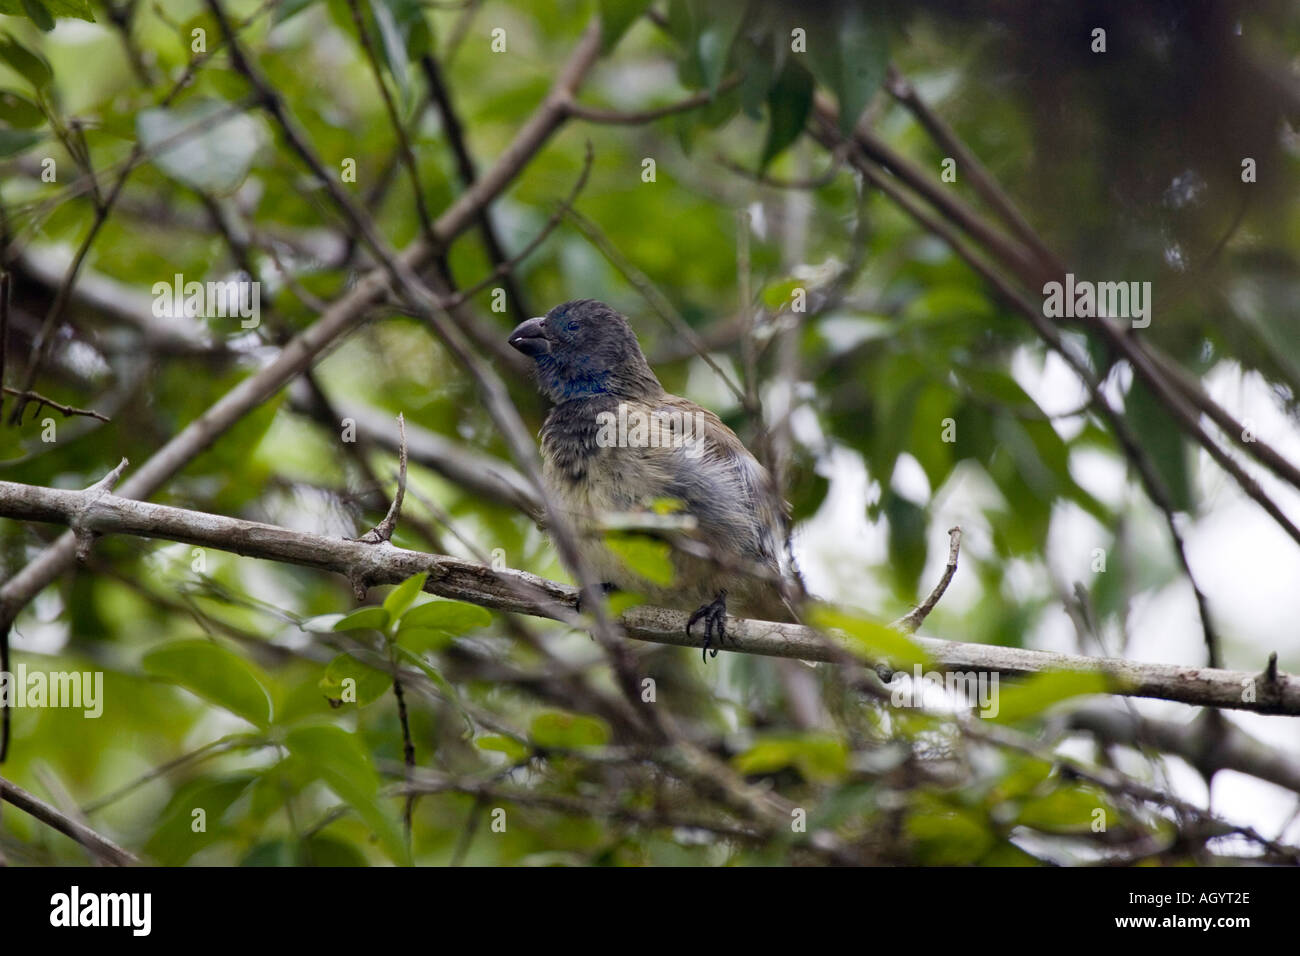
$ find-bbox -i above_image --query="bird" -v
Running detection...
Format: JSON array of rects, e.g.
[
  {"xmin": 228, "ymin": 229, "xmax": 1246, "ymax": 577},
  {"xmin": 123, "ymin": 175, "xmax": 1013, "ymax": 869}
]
[{"xmin": 508, "ymin": 299, "xmax": 796, "ymax": 660}]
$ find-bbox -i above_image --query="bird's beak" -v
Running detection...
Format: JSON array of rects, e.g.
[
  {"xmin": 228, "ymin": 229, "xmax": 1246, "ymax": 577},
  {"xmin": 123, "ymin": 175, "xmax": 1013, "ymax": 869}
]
[{"xmin": 508, "ymin": 316, "xmax": 551, "ymax": 357}]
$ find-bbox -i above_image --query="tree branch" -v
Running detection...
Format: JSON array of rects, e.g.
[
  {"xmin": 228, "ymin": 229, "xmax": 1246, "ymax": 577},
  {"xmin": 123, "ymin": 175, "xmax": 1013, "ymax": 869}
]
[
  {"xmin": 1, "ymin": 477, "xmax": 1296, "ymax": 716},
  {"xmin": 0, "ymin": 773, "xmax": 138, "ymax": 866},
  {"xmin": 1068, "ymin": 706, "xmax": 1300, "ymax": 796}
]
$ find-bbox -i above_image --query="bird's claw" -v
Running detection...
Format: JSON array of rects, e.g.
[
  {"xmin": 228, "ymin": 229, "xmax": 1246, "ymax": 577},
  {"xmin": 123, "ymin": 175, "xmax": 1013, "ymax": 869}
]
[{"xmin": 688, "ymin": 590, "xmax": 729, "ymax": 662}]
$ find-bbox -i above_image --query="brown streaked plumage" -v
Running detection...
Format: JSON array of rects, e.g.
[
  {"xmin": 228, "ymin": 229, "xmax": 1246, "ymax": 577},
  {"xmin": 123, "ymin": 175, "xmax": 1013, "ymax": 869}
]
[{"xmin": 509, "ymin": 299, "xmax": 794, "ymax": 658}]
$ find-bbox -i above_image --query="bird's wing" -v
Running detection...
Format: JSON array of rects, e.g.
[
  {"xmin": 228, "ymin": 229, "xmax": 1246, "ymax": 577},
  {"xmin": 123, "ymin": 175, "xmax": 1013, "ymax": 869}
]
[{"xmin": 646, "ymin": 395, "xmax": 787, "ymax": 570}]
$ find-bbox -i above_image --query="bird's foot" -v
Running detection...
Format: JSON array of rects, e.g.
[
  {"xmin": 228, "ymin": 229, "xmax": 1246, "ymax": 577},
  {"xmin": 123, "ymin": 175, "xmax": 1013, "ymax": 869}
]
[
  {"xmin": 575, "ymin": 581, "xmax": 618, "ymax": 615},
  {"xmin": 688, "ymin": 590, "xmax": 729, "ymax": 663}
]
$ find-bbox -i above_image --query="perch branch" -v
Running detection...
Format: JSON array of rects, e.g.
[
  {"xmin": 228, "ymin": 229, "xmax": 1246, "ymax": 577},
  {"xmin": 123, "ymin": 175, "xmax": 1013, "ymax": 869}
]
[
  {"xmin": 0, "ymin": 773, "xmax": 138, "ymax": 866},
  {"xmin": 0, "ymin": 477, "xmax": 1295, "ymax": 716}
]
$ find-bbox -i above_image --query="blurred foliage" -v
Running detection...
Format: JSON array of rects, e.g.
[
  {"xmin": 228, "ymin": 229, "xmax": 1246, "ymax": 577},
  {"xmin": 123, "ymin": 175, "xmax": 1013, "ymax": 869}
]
[{"xmin": 0, "ymin": 0, "xmax": 1296, "ymax": 865}]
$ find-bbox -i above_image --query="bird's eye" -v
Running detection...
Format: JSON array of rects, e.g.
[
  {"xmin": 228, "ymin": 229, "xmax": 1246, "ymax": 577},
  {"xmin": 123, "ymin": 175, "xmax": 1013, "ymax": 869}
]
[{"xmin": 564, "ymin": 320, "xmax": 579, "ymax": 333}]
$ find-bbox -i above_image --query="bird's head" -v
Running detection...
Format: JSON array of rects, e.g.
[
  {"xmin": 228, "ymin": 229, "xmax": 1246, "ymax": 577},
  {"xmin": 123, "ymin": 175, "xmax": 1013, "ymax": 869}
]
[{"xmin": 508, "ymin": 299, "xmax": 662, "ymax": 403}]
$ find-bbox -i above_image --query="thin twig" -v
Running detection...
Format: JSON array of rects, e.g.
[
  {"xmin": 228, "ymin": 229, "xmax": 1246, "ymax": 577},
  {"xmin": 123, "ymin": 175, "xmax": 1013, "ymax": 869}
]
[
  {"xmin": 81, "ymin": 734, "xmax": 266, "ymax": 814},
  {"xmin": 891, "ymin": 526, "xmax": 961, "ymax": 634},
  {"xmin": 563, "ymin": 75, "xmax": 742, "ymax": 124},
  {"xmin": 390, "ymin": 642, "xmax": 416, "ymax": 844},
  {"xmin": 433, "ymin": 140, "xmax": 595, "ymax": 311},
  {"xmin": 715, "ymin": 146, "xmax": 847, "ymax": 190},
  {"xmin": 421, "ymin": 52, "xmax": 531, "ymax": 321},
  {"xmin": 2, "ymin": 387, "xmax": 110, "ymax": 423},
  {"xmin": 357, "ymin": 414, "xmax": 408, "ymax": 545},
  {"xmin": 346, "ymin": 0, "xmax": 437, "ymax": 243},
  {"xmin": 0, "ymin": 774, "xmax": 138, "ymax": 865}
]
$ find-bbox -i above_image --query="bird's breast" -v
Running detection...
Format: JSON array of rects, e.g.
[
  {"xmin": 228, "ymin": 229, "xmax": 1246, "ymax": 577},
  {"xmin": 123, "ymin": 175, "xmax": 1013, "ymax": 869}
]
[{"xmin": 541, "ymin": 431, "xmax": 659, "ymax": 515}]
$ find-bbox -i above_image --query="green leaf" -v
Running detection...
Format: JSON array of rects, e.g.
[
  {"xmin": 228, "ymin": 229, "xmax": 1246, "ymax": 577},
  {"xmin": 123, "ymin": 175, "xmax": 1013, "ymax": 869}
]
[
  {"xmin": 991, "ymin": 754, "xmax": 1055, "ymax": 802},
  {"xmin": 806, "ymin": 5, "xmax": 889, "ymax": 134},
  {"xmin": 761, "ymin": 276, "xmax": 802, "ymax": 310},
  {"xmin": 143, "ymin": 773, "xmax": 259, "ymax": 864},
  {"xmin": 664, "ymin": 0, "xmax": 694, "ymax": 47},
  {"xmin": 136, "ymin": 99, "xmax": 261, "ymax": 195},
  {"xmin": 0, "ymin": 127, "xmax": 41, "ymax": 157},
  {"xmin": 906, "ymin": 797, "xmax": 996, "ymax": 865},
  {"xmin": 0, "ymin": 34, "xmax": 50, "ymax": 91},
  {"xmin": 20, "ymin": 0, "xmax": 54, "ymax": 32},
  {"xmin": 142, "ymin": 640, "xmax": 272, "ymax": 727},
  {"xmin": 735, "ymin": 32, "xmax": 778, "ymax": 119},
  {"xmin": 318, "ymin": 653, "xmax": 391, "ymax": 706},
  {"xmin": 1017, "ymin": 785, "xmax": 1110, "ymax": 835},
  {"xmin": 884, "ymin": 490, "xmax": 928, "ymax": 594},
  {"xmin": 598, "ymin": 0, "xmax": 652, "ymax": 53},
  {"xmin": 240, "ymin": 835, "xmax": 369, "ymax": 866},
  {"xmin": 988, "ymin": 671, "xmax": 1113, "ymax": 724},
  {"xmin": 808, "ymin": 605, "xmax": 928, "ymax": 669},
  {"xmin": 529, "ymin": 711, "xmax": 611, "ymax": 749},
  {"xmin": 273, "ymin": 0, "xmax": 318, "ymax": 25},
  {"xmin": 367, "ymin": 0, "xmax": 411, "ymax": 106},
  {"xmin": 298, "ymin": 613, "xmax": 345, "ymax": 633},
  {"xmin": 605, "ymin": 534, "xmax": 674, "ymax": 587},
  {"xmin": 1125, "ymin": 376, "xmax": 1193, "ymax": 513},
  {"xmin": 300, "ymin": 835, "xmax": 371, "ymax": 867},
  {"xmin": 0, "ymin": 0, "xmax": 93, "ymax": 23},
  {"xmin": 400, "ymin": 599, "xmax": 491, "ymax": 631},
  {"xmin": 980, "ymin": 842, "xmax": 1045, "ymax": 866},
  {"xmin": 0, "ymin": 88, "xmax": 43, "ymax": 128},
  {"xmin": 382, "ymin": 572, "xmax": 427, "ymax": 621},
  {"xmin": 906, "ymin": 383, "xmax": 956, "ymax": 492},
  {"xmin": 733, "ymin": 733, "xmax": 848, "ymax": 783},
  {"xmin": 179, "ymin": 12, "xmax": 221, "ymax": 54},
  {"xmin": 285, "ymin": 725, "xmax": 409, "ymax": 864},
  {"xmin": 807, "ymin": 782, "xmax": 878, "ymax": 832},
  {"xmin": 393, "ymin": 627, "xmax": 453, "ymax": 653},
  {"xmin": 760, "ymin": 59, "xmax": 814, "ymax": 170},
  {"xmin": 378, "ymin": 0, "xmax": 429, "ymax": 54},
  {"xmin": 333, "ymin": 606, "xmax": 390, "ymax": 632},
  {"xmin": 475, "ymin": 735, "xmax": 530, "ymax": 761},
  {"xmin": 695, "ymin": 2, "xmax": 744, "ymax": 92}
]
